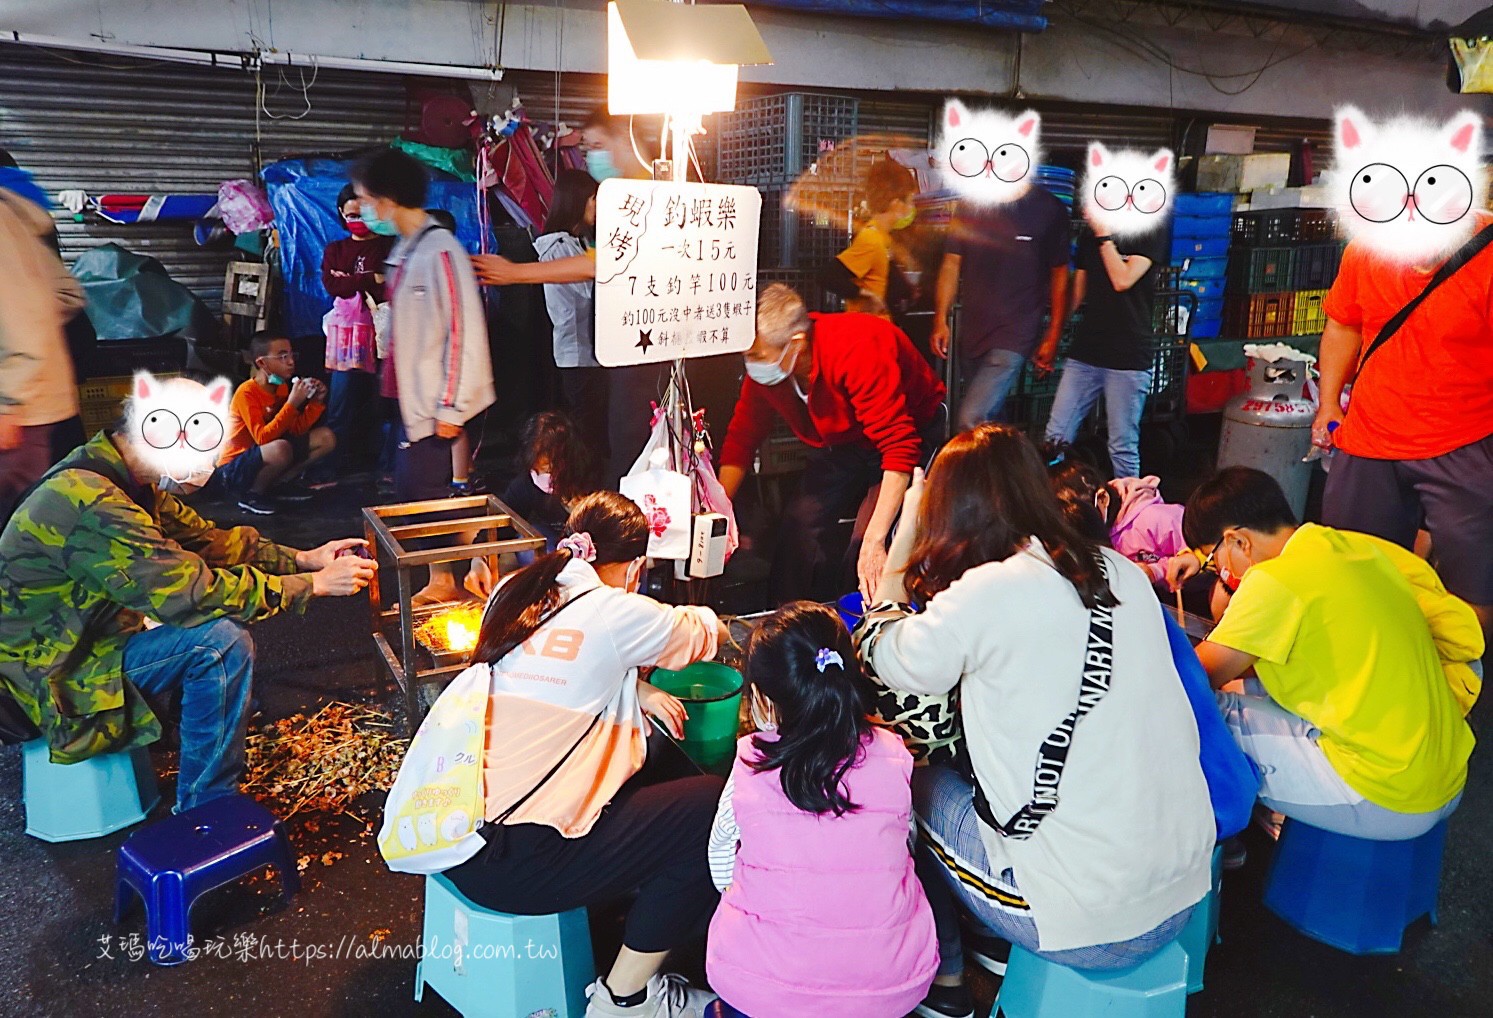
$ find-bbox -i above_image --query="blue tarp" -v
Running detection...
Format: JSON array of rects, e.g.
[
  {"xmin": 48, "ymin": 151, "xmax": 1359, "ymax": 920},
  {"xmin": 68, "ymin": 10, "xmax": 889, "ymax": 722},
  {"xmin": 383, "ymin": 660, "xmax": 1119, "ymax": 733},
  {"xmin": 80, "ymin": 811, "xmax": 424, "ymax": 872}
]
[
  {"xmin": 732, "ymin": 0, "xmax": 1047, "ymax": 31},
  {"xmin": 264, "ymin": 157, "xmax": 496, "ymax": 338}
]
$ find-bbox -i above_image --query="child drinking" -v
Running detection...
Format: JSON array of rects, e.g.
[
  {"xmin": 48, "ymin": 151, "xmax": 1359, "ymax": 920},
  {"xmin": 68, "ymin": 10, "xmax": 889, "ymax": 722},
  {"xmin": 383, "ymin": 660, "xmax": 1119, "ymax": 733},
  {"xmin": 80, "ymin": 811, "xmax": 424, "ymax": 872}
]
[{"xmin": 706, "ymin": 602, "xmax": 937, "ymax": 1018}]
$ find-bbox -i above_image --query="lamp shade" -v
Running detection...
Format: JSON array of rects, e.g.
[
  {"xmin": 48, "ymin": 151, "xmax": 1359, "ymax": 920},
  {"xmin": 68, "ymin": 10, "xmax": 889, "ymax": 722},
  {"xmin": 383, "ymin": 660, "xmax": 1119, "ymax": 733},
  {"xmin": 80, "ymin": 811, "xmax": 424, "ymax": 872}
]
[{"xmin": 607, "ymin": 0, "xmax": 771, "ymax": 116}]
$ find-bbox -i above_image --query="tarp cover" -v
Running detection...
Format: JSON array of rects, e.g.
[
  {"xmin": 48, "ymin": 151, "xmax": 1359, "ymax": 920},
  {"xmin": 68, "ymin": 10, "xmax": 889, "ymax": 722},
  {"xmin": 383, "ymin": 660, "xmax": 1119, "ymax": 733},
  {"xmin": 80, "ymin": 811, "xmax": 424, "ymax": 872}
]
[
  {"xmin": 727, "ymin": 0, "xmax": 1047, "ymax": 31},
  {"xmin": 264, "ymin": 157, "xmax": 496, "ymax": 338},
  {"xmin": 72, "ymin": 243, "xmax": 218, "ymax": 342}
]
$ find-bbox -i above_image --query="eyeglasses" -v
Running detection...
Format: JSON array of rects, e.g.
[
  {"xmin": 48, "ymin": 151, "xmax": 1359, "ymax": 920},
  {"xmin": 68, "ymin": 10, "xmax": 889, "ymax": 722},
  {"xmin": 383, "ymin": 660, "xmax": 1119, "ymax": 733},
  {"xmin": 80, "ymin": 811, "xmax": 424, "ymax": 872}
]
[
  {"xmin": 262, "ymin": 351, "xmax": 295, "ymax": 362},
  {"xmin": 1194, "ymin": 545, "xmax": 1219, "ymax": 575}
]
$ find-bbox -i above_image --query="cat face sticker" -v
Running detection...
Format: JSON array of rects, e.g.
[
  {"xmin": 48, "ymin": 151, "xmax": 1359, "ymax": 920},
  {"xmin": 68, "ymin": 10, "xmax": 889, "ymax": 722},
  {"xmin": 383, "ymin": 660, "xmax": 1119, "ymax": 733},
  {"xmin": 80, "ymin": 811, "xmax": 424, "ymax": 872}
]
[
  {"xmin": 939, "ymin": 99, "xmax": 1040, "ymax": 206},
  {"xmin": 123, "ymin": 370, "xmax": 230, "ymax": 494},
  {"xmin": 1331, "ymin": 105, "xmax": 1485, "ymax": 264},
  {"xmin": 1083, "ymin": 142, "xmax": 1175, "ymax": 238}
]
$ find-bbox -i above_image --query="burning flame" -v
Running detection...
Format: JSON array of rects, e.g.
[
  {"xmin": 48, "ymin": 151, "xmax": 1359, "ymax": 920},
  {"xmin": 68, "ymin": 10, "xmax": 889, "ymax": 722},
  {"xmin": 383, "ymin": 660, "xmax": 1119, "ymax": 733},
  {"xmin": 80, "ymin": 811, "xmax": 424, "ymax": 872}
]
[{"xmin": 444, "ymin": 616, "xmax": 479, "ymax": 654}]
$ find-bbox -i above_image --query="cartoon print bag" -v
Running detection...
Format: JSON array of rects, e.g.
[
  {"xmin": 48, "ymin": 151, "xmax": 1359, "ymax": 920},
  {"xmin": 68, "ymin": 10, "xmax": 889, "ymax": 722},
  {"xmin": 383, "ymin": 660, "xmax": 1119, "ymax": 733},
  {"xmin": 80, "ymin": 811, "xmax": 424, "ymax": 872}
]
[
  {"xmin": 378, "ymin": 662, "xmax": 490, "ymax": 874},
  {"xmin": 622, "ymin": 408, "xmax": 739, "ymax": 561}
]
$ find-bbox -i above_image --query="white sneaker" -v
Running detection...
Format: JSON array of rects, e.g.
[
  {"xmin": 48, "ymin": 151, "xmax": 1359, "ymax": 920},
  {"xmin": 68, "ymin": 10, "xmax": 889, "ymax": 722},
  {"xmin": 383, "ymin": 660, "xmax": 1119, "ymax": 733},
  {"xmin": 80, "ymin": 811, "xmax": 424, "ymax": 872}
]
[{"xmin": 584, "ymin": 974, "xmax": 718, "ymax": 1018}]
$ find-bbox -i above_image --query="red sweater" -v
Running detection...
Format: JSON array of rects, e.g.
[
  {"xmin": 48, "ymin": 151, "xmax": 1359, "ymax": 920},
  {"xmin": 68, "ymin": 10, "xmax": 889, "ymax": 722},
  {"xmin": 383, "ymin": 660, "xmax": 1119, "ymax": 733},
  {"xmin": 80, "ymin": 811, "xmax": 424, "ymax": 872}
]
[
  {"xmin": 321, "ymin": 234, "xmax": 395, "ymax": 301},
  {"xmin": 719, "ymin": 313, "xmax": 945, "ymax": 475}
]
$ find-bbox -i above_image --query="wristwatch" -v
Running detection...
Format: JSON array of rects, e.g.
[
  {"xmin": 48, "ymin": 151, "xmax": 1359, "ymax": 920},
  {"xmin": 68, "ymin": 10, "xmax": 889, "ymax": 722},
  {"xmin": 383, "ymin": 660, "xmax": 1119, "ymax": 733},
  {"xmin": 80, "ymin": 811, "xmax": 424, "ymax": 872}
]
[{"xmin": 1095, "ymin": 235, "xmax": 1114, "ymax": 245}]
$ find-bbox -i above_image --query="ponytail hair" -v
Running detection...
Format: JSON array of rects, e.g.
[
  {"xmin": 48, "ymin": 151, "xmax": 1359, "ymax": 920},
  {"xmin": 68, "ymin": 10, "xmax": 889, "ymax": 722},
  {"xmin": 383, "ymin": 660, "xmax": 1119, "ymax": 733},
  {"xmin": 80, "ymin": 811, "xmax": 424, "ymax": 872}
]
[
  {"xmin": 743, "ymin": 602, "xmax": 873, "ymax": 817},
  {"xmin": 470, "ymin": 491, "xmax": 649, "ymax": 665}
]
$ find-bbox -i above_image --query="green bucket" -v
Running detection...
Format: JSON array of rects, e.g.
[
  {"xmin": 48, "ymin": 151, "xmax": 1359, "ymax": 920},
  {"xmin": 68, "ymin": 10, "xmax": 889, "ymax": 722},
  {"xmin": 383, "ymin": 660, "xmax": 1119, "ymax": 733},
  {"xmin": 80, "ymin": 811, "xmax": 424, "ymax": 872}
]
[{"xmin": 649, "ymin": 661, "xmax": 744, "ymax": 771}]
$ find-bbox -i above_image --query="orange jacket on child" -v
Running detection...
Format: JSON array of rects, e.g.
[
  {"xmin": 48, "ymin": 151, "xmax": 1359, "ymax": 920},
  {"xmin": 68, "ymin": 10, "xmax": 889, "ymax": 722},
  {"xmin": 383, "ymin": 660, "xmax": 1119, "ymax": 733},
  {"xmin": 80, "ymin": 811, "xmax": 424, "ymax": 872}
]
[{"xmin": 219, "ymin": 379, "xmax": 324, "ymax": 466}]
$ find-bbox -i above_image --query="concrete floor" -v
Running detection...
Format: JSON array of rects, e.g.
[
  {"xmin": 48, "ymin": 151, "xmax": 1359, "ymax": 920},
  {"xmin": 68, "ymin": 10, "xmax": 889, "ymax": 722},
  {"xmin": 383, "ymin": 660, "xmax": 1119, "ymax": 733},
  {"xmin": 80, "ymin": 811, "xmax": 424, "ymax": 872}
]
[{"xmin": 3, "ymin": 464, "xmax": 1491, "ymax": 1017}]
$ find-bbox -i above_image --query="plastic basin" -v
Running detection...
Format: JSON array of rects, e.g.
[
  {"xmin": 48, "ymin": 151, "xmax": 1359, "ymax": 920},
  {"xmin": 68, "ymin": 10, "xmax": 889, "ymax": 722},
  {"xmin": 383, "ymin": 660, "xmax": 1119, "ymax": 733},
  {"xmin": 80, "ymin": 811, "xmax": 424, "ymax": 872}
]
[
  {"xmin": 835, "ymin": 592, "xmax": 864, "ymax": 631},
  {"xmin": 649, "ymin": 661, "xmax": 744, "ymax": 770}
]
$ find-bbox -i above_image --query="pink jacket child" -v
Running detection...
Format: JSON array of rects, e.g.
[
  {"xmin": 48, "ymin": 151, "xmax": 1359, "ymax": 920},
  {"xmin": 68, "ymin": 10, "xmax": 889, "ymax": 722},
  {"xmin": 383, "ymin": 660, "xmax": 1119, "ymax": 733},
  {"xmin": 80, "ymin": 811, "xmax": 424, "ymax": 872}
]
[
  {"xmin": 1103, "ymin": 475, "xmax": 1191, "ymax": 585},
  {"xmin": 706, "ymin": 726, "xmax": 938, "ymax": 1018}
]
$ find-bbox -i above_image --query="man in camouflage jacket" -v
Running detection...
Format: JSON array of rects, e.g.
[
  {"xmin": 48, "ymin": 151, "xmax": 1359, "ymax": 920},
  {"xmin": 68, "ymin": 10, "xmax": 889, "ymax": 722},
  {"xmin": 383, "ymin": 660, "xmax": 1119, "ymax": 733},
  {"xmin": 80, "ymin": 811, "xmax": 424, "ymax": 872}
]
[{"xmin": 0, "ymin": 429, "xmax": 376, "ymax": 811}]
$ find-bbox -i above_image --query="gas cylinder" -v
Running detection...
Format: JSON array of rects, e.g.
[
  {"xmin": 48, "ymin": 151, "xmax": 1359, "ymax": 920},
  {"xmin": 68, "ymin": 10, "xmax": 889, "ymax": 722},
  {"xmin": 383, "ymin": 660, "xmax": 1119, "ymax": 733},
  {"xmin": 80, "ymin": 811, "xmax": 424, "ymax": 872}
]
[{"xmin": 1217, "ymin": 354, "xmax": 1317, "ymax": 517}]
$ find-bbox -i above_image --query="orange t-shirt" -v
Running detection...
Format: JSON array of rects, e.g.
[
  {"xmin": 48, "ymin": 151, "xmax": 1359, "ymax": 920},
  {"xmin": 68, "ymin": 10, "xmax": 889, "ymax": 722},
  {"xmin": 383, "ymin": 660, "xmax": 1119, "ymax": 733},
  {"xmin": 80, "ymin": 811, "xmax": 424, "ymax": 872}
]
[
  {"xmin": 1323, "ymin": 218, "xmax": 1493, "ymax": 460},
  {"xmin": 219, "ymin": 379, "xmax": 325, "ymax": 466}
]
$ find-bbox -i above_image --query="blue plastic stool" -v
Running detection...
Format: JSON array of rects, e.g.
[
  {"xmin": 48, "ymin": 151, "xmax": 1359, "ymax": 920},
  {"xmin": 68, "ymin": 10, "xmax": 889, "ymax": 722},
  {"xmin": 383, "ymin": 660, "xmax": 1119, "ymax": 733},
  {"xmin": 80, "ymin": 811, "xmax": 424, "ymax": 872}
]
[
  {"xmin": 705, "ymin": 1002, "xmax": 749, "ymax": 1018},
  {"xmin": 995, "ymin": 940, "xmax": 1189, "ymax": 1018},
  {"xmin": 1178, "ymin": 845, "xmax": 1224, "ymax": 994},
  {"xmin": 21, "ymin": 740, "xmax": 158, "ymax": 842},
  {"xmin": 835, "ymin": 592, "xmax": 864, "ymax": 632},
  {"xmin": 1263, "ymin": 817, "xmax": 1446, "ymax": 954},
  {"xmin": 415, "ymin": 873, "xmax": 595, "ymax": 1018},
  {"xmin": 114, "ymin": 793, "xmax": 299, "ymax": 965}
]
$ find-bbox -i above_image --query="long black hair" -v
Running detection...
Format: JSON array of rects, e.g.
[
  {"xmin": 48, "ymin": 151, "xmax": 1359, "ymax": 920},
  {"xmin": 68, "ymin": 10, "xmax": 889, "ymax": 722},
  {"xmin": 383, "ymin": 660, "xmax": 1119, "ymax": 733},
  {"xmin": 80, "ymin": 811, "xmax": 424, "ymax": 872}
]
[
  {"xmin": 470, "ymin": 491, "xmax": 648, "ymax": 665},
  {"xmin": 744, "ymin": 602, "xmax": 873, "ymax": 817},
  {"xmin": 542, "ymin": 169, "xmax": 600, "ymax": 239}
]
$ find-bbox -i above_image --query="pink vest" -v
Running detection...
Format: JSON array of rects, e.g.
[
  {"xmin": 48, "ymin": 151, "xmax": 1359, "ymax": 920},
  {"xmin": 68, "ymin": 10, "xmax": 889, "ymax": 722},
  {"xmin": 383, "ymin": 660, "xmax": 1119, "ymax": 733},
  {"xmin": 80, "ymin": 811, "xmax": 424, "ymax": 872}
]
[{"xmin": 706, "ymin": 727, "xmax": 938, "ymax": 1018}]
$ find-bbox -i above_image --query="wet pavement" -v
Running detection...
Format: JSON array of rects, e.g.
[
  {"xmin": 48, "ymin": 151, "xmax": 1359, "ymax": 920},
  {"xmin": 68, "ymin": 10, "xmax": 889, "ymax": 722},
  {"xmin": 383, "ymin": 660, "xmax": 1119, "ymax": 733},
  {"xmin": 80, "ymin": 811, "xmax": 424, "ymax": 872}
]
[{"xmin": 3, "ymin": 457, "xmax": 1491, "ymax": 1017}]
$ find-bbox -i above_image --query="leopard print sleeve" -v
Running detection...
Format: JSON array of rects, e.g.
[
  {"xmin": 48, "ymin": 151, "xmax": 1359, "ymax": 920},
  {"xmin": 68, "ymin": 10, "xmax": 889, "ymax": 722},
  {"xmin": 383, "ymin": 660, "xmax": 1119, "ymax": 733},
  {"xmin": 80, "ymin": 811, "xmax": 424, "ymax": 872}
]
[{"xmin": 852, "ymin": 600, "xmax": 961, "ymax": 767}]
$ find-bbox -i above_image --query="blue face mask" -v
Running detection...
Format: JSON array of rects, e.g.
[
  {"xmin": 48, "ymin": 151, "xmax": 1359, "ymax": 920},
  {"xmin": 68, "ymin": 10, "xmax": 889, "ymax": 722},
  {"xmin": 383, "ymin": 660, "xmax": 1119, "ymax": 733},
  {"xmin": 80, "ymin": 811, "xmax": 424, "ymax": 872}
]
[
  {"xmin": 360, "ymin": 201, "xmax": 398, "ymax": 236},
  {"xmin": 586, "ymin": 149, "xmax": 621, "ymax": 182},
  {"xmin": 266, "ymin": 373, "xmax": 287, "ymax": 386}
]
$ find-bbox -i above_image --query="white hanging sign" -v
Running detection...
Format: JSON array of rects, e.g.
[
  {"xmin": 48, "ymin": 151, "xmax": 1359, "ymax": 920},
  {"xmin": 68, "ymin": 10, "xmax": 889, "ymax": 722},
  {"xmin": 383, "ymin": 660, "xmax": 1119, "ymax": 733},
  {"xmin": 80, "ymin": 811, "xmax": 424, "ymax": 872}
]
[{"xmin": 594, "ymin": 178, "xmax": 762, "ymax": 367}]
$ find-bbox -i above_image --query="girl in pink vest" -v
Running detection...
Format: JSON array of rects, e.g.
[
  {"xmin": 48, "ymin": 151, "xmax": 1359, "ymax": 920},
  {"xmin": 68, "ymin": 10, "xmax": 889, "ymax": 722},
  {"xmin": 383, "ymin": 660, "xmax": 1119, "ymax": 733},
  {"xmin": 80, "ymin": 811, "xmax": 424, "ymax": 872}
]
[{"xmin": 706, "ymin": 602, "xmax": 938, "ymax": 1017}]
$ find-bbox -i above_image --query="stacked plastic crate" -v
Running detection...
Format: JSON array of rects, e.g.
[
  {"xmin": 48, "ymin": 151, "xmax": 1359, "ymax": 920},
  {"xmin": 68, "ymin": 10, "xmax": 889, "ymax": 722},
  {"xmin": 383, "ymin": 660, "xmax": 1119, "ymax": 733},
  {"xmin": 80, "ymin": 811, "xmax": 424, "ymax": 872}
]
[
  {"xmin": 1222, "ymin": 209, "xmax": 1341, "ymax": 341},
  {"xmin": 1170, "ymin": 193, "xmax": 1233, "ymax": 340},
  {"xmin": 714, "ymin": 93, "xmax": 860, "ymax": 270}
]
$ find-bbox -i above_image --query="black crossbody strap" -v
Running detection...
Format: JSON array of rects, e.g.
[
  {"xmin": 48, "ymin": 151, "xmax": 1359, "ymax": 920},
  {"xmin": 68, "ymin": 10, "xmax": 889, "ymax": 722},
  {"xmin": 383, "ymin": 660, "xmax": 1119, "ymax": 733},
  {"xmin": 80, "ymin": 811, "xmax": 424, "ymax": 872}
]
[
  {"xmin": 1358, "ymin": 223, "xmax": 1493, "ymax": 373},
  {"xmin": 969, "ymin": 563, "xmax": 1115, "ymax": 841}
]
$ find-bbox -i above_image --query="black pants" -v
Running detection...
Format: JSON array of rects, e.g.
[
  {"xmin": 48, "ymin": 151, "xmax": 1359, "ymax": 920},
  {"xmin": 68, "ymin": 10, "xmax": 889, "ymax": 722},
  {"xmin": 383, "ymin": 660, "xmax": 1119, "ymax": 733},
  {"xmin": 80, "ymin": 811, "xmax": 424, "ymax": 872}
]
[
  {"xmin": 444, "ymin": 754, "xmax": 723, "ymax": 954},
  {"xmin": 560, "ymin": 366, "xmax": 611, "ymax": 478},
  {"xmin": 770, "ymin": 442, "xmax": 884, "ymax": 605}
]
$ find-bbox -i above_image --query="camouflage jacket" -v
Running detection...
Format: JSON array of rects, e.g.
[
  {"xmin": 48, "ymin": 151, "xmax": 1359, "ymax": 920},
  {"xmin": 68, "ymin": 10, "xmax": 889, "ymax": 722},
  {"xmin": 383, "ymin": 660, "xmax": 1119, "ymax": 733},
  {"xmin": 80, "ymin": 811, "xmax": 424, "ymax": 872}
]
[{"xmin": 0, "ymin": 432, "xmax": 315, "ymax": 762}]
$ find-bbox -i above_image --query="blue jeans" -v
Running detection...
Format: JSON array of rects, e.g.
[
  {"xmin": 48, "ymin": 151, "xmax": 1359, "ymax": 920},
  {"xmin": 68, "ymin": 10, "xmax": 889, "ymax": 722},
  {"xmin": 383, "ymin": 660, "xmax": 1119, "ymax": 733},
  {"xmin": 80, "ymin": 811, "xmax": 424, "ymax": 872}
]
[
  {"xmin": 122, "ymin": 619, "xmax": 255, "ymax": 813},
  {"xmin": 323, "ymin": 369, "xmax": 377, "ymax": 474},
  {"xmin": 1044, "ymin": 358, "xmax": 1152, "ymax": 479},
  {"xmin": 956, "ymin": 347, "xmax": 1027, "ymax": 432}
]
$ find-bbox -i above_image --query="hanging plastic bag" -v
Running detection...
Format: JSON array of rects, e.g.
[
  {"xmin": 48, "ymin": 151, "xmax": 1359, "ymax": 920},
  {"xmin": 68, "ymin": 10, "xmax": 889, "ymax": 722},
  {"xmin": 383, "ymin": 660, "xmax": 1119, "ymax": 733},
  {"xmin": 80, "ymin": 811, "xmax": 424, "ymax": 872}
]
[
  {"xmin": 693, "ymin": 444, "xmax": 740, "ymax": 561},
  {"xmin": 366, "ymin": 293, "xmax": 392, "ymax": 360},
  {"xmin": 622, "ymin": 407, "xmax": 739, "ymax": 561},
  {"xmin": 217, "ymin": 179, "xmax": 274, "ymax": 234},
  {"xmin": 621, "ymin": 448, "xmax": 693, "ymax": 560},
  {"xmin": 378, "ymin": 663, "xmax": 490, "ymax": 874}
]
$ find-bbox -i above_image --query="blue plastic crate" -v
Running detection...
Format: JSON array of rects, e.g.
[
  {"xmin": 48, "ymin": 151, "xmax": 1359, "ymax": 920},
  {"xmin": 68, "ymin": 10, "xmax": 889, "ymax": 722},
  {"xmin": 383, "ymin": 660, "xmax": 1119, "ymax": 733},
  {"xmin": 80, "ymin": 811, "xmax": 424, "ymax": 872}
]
[
  {"xmin": 1172, "ymin": 235, "xmax": 1231, "ymax": 261},
  {"xmin": 1173, "ymin": 214, "xmax": 1233, "ymax": 239},
  {"xmin": 1191, "ymin": 315, "xmax": 1222, "ymax": 339},
  {"xmin": 1174, "ymin": 192, "xmax": 1235, "ymax": 217},
  {"xmin": 1180, "ymin": 256, "xmax": 1228, "ymax": 280},
  {"xmin": 1195, "ymin": 297, "xmax": 1224, "ymax": 320},
  {"xmin": 1179, "ymin": 277, "xmax": 1226, "ymax": 301}
]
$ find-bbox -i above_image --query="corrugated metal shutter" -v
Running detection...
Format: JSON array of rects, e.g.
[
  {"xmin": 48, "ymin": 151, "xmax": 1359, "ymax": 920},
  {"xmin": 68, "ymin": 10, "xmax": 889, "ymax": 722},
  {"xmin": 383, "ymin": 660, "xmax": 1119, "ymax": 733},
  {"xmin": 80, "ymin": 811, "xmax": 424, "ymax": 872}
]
[
  {"xmin": 1028, "ymin": 101, "xmax": 1179, "ymax": 169},
  {"xmin": 0, "ymin": 44, "xmax": 406, "ymax": 309}
]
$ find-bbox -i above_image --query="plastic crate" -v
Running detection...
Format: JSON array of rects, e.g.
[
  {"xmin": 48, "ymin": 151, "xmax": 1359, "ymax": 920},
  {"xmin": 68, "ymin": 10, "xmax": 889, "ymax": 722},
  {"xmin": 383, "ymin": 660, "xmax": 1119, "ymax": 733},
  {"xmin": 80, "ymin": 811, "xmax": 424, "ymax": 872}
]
[
  {"xmin": 1195, "ymin": 297, "xmax": 1225, "ymax": 320},
  {"xmin": 756, "ymin": 181, "xmax": 855, "ymax": 269},
  {"xmin": 1179, "ymin": 256, "xmax": 1228, "ymax": 280},
  {"xmin": 1293, "ymin": 243, "xmax": 1344, "ymax": 289},
  {"xmin": 1173, "ymin": 213, "xmax": 1233, "ymax": 239},
  {"xmin": 756, "ymin": 418, "xmax": 813, "ymax": 476},
  {"xmin": 1171, "ymin": 235, "xmax": 1231, "ymax": 261},
  {"xmin": 716, "ymin": 93, "xmax": 859, "ymax": 183},
  {"xmin": 78, "ymin": 373, "xmax": 179, "ymax": 435},
  {"xmin": 1223, "ymin": 292, "xmax": 1296, "ymax": 339},
  {"xmin": 1228, "ymin": 246, "xmax": 1296, "ymax": 293},
  {"xmin": 1292, "ymin": 289, "xmax": 1329, "ymax": 335},
  {"xmin": 1154, "ymin": 288, "xmax": 1197, "ymax": 339},
  {"xmin": 1298, "ymin": 208, "xmax": 1335, "ymax": 242},
  {"xmin": 1233, "ymin": 209, "xmax": 1311, "ymax": 246},
  {"xmin": 1148, "ymin": 334, "xmax": 1191, "ymax": 422},
  {"xmin": 1178, "ymin": 277, "xmax": 1226, "ymax": 302},
  {"xmin": 1191, "ymin": 315, "xmax": 1223, "ymax": 339},
  {"xmin": 1174, "ymin": 192, "xmax": 1235, "ymax": 217}
]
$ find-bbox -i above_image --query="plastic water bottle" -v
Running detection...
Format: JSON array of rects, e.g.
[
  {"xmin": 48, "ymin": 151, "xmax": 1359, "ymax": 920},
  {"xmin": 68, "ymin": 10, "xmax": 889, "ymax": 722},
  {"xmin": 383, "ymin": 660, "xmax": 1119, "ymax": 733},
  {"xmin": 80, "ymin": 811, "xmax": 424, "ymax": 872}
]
[{"xmin": 1302, "ymin": 420, "xmax": 1339, "ymax": 469}]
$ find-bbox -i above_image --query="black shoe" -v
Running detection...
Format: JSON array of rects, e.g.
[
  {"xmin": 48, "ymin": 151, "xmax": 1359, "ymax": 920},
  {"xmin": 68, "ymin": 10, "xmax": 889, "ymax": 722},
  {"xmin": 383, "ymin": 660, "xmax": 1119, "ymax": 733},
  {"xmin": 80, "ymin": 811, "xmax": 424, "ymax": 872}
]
[
  {"xmin": 276, "ymin": 483, "xmax": 314, "ymax": 503},
  {"xmin": 237, "ymin": 493, "xmax": 276, "ymax": 516},
  {"xmin": 1222, "ymin": 835, "xmax": 1248, "ymax": 871},
  {"xmin": 969, "ymin": 932, "xmax": 1012, "ymax": 977},
  {"xmin": 914, "ymin": 982, "xmax": 975, "ymax": 1018}
]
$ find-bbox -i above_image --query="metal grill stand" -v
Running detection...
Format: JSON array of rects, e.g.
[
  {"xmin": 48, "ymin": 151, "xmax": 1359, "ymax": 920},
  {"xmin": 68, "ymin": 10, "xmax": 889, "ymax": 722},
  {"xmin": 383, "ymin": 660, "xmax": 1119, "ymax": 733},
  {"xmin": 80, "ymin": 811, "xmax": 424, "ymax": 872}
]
[{"xmin": 363, "ymin": 494, "xmax": 546, "ymax": 730}]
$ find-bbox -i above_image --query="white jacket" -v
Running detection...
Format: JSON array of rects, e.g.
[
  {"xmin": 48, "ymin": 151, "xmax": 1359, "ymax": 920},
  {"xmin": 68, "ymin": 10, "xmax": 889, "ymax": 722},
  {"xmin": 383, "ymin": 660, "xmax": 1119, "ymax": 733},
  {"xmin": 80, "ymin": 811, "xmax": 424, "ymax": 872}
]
[
  {"xmin": 0, "ymin": 189, "xmax": 82, "ymax": 427},
  {"xmin": 862, "ymin": 541, "xmax": 1214, "ymax": 952}
]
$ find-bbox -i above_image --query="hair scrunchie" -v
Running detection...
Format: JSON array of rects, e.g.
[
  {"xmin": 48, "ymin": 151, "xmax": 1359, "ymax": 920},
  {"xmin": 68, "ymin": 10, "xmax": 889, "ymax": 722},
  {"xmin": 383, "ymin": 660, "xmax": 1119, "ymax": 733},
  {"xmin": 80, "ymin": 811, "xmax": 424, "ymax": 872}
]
[{"xmin": 557, "ymin": 531, "xmax": 597, "ymax": 563}]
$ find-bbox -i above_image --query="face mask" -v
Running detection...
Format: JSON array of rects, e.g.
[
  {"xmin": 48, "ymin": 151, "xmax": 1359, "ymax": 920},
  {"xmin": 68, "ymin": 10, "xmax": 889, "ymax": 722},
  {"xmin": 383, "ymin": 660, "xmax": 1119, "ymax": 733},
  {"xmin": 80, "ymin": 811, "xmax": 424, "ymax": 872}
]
[
  {"xmin": 586, "ymin": 148, "xmax": 621, "ymax": 182},
  {"xmin": 158, "ymin": 467, "xmax": 214, "ymax": 496},
  {"xmin": 360, "ymin": 202, "xmax": 398, "ymax": 236},
  {"xmin": 625, "ymin": 559, "xmax": 644, "ymax": 594},
  {"xmin": 346, "ymin": 219, "xmax": 373, "ymax": 238},
  {"xmin": 263, "ymin": 367, "xmax": 287, "ymax": 386},
  {"xmin": 531, "ymin": 470, "xmax": 554, "ymax": 495},
  {"xmin": 1216, "ymin": 539, "xmax": 1246, "ymax": 593},
  {"xmin": 892, "ymin": 208, "xmax": 917, "ymax": 231},
  {"xmin": 744, "ymin": 343, "xmax": 798, "ymax": 387}
]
